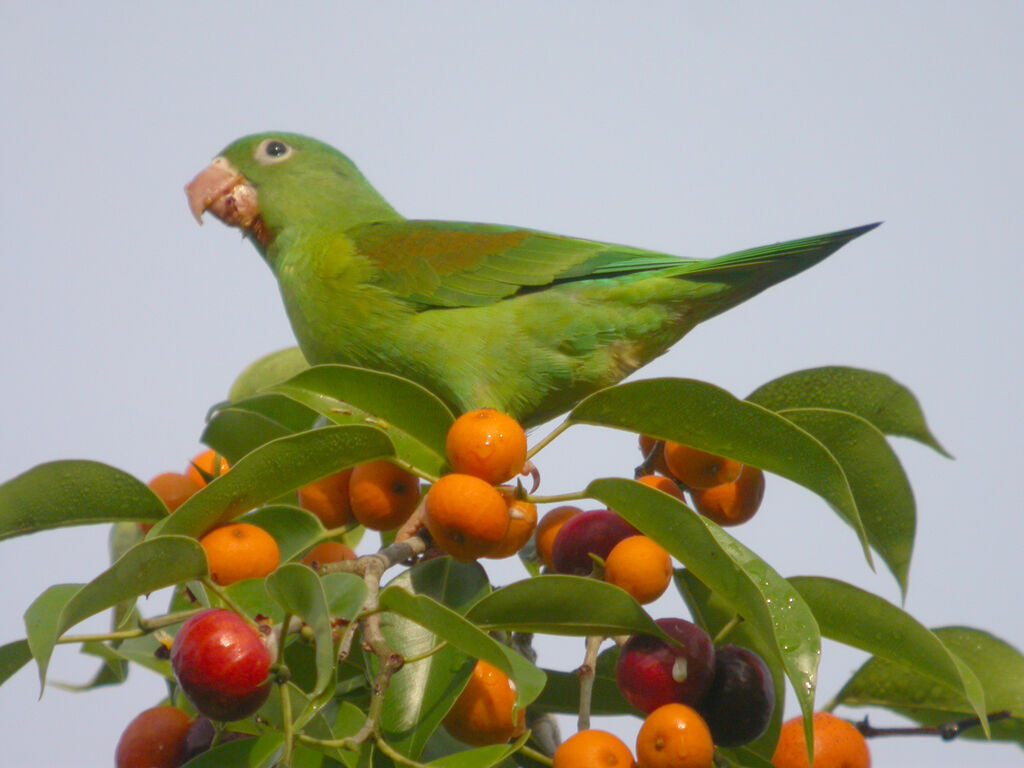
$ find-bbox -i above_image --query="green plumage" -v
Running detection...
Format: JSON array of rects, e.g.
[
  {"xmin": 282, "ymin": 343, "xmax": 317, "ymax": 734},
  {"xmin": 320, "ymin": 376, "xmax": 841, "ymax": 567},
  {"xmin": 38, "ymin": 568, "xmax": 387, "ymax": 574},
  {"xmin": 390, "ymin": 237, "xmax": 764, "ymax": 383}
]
[{"xmin": 192, "ymin": 132, "xmax": 877, "ymax": 427}]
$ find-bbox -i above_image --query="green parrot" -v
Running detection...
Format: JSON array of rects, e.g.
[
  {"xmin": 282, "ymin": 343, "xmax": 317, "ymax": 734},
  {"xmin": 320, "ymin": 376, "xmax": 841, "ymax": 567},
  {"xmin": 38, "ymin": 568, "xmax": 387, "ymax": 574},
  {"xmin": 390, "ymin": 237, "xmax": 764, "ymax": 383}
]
[{"xmin": 186, "ymin": 132, "xmax": 876, "ymax": 427}]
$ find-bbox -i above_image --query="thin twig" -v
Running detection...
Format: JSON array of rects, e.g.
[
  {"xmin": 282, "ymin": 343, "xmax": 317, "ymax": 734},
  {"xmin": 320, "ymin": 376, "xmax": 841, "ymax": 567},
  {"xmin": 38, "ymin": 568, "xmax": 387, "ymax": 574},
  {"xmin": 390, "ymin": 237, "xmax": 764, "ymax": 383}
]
[
  {"xmin": 577, "ymin": 635, "xmax": 604, "ymax": 732},
  {"xmin": 856, "ymin": 711, "xmax": 1012, "ymax": 741},
  {"xmin": 526, "ymin": 420, "xmax": 571, "ymax": 461}
]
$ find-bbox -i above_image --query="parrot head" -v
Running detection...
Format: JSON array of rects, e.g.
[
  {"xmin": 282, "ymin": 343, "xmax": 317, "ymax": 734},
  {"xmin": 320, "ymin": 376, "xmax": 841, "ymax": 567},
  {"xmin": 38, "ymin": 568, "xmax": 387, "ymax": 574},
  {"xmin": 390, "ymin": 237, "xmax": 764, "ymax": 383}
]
[{"xmin": 185, "ymin": 132, "xmax": 399, "ymax": 246}]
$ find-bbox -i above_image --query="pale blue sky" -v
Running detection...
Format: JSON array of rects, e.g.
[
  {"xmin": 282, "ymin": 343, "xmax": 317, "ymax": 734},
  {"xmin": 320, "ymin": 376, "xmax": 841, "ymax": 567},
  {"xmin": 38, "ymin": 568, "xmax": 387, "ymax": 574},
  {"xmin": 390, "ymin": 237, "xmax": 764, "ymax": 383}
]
[{"xmin": 2, "ymin": 3, "xmax": 1022, "ymax": 766}]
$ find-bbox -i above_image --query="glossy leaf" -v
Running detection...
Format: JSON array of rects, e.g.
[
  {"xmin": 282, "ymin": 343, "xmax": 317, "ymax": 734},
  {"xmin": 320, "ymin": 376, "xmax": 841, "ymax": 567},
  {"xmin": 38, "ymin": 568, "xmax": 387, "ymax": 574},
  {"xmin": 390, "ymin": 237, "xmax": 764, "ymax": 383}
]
[
  {"xmin": 150, "ymin": 425, "xmax": 394, "ymax": 538},
  {"xmin": 243, "ymin": 505, "xmax": 325, "ymax": 562},
  {"xmin": 466, "ymin": 575, "xmax": 664, "ymax": 637},
  {"xmin": 568, "ymin": 378, "xmax": 869, "ymax": 561},
  {"xmin": 377, "ymin": 558, "xmax": 489, "ymax": 758},
  {"xmin": 25, "ymin": 536, "xmax": 206, "ymax": 688},
  {"xmin": 271, "ymin": 364, "xmax": 454, "ymax": 476},
  {"xmin": 836, "ymin": 626, "xmax": 1024, "ymax": 746},
  {"xmin": 534, "ymin": 645, "xmax": 632, "ymax": 715},
  {"xmin": 0, "ymin": 639, "xmax": 31, "ymax": 686},
  {"xmin": 0, "ymin": 460, "xmax": 166, "ymax": 540},
  {"xmin": 747, "ymin": 366, "xmax": 950, "ymax": 456},
  {"xmin": 266, "ymin": 564, "xmax": 336, "ymax": 696},
  {"xmin": 201, "ymin": 407, "xmax": 295, "ymax": 464},
  {"xmin": 229, "ymin": 346, "xmax": 311, "ymax": 401},
  {"xmin": 780, "ymin": 409, "xmax": 915, "ymax": 596},
  {"xmin": 790, "ymin": 576, "xmax": 986, "ymax": 726},
  {"xmin": 378, "ymin": 587, "xmax": 546, "ymax": 707},
  {"xmin": 676, "ymin": 570, "xmax": 785, "ymax": 759},
  {"xmin": 428, "ymin": 734, "xmax": 530, "ymax": 768},
  {"xmin": 589, "ymin": 478, "xmax": 820, "ymax": 726}
]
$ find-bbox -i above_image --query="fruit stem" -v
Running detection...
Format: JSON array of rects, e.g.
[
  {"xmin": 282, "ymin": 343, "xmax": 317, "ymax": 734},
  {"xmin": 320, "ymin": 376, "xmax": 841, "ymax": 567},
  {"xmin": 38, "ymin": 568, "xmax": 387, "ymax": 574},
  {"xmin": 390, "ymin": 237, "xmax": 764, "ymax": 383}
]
[
  {"xmin": 526, "ymin": 420, "xmax": 570, "ymax": 461},
  {"xmin": 402, "ymin": 641, "xmax": 449, "ymax": 664},
  {"xmin": 576, "ymin": 635, "xmax": 604, "ymax": 731}
]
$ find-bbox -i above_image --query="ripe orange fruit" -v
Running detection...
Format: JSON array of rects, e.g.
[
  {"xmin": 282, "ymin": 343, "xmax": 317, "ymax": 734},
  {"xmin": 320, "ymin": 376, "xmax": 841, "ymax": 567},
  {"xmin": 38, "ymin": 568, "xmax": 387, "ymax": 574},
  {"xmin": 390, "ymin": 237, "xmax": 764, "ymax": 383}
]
[
  {"xmin": 604, "ymin": 535, "xmax": 673, "ymax": 604},
  {"xmin": 691, "ymin": 466, "xmax": 765, "ymax": 526},
  {"xmin": 638, "ymin": 435, "xmax": 672, "ymax": 476},
  {"xmin": 348, "ymin": 461, "xmax": 421, "ymax": 531},
  {"xmin": 446, "ymin": 408, "xmax": 528, "ymax": 484},
  {"xmin": 424, "ymin": 474, "xmax": 510, "ymax": 561},
  {"xmin": 443, "ymin": 659, "xmax": 526, "ymax": 746},
  {"xmin": 636, "ymin": 703, "xmax": 714, "ymax": 768},
  {"xmin": 554, "ymin": 729, "xmax": 635, "ymax": 768},
  {"xmin": 200, "ymin": 522, "xmax": 280, "ymax": 585},
  {"xmin": 298, "ymin": 469, "xmax": 354, "ymax": 528},
  {"xmin": 147, "ymin": 472, "xmax": 202, "ymax": 512},
  {"xmin": 772, "ymin": 712, "xmax": 870, "ymax": 768},
  {"xmin": 534, "ymin": 506, "xmax": 582, "ymax": 569},
  {"xmin": 115, "ymin": 705, "xmax": 193, "ymax": 768},
  {"xmin": 636, "ymin": 474, "xmax": 685, "ymax": 501},
  {"xmin": 488, "ymin": 495, "xmax": 538, "ymax": 559},
  {"xmin": 663, "ymin": 443, "xmax": 742, "ymax": 490},
  {"xmin": 186, "ymin": 449, "xmax": 230, "ymax": 486},
  {"xmin": 302, "ymin": 541, "xmax": 356, "ymax": 568}
]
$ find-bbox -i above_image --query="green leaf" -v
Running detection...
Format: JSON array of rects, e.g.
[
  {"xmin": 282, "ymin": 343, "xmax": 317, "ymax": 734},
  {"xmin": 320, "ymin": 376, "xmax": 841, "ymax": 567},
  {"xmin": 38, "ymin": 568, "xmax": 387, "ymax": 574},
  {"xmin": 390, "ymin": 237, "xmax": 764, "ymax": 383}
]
[
  {"xmin": 747, "ymin": 366, "xmax": 950, "ymax": 457},
  {"xmin": 836, "ymin": 626, "xmax": 1024, "ymax": 746},
  {"xmin": 676, "ymin": 570, "xmax": 785, "ymax": 760},
  {"xmin": 427, "ymin": 734, "xmax": 530, "ymax": 768},
  {"xmin": 0, "ymin": 639, "xmax": 32, "ymax": 686},
  {"xmin": 376, "ymin": 558, "xmax": 490, "ymax": 758},
  {"xmin": 270, "ymin": 364, "xmax": 455, "ymax": 476},
  {"xmin": 54, "ymin": 640, "xmax": 130, "ymax": 691},
  {"xmin": 25, "ymin": 537, "xmax": 206, "ymax": 688},
  {"xmin": 568, "ymin": 378, "xmax": 869, "ymax": 563},
  {"xmin": 322, "ymin": 572, "xmax": 369, "ymax": 621},
  {"xmin": 779, "ymin": 409, "xmax": 915, "ymax": 596},
  {"xmin": 790, "ymin": 577, "xmax": 987, "ymax": 727},
  {"xmin": 0, "ymin": 460, "xmax": 166, "ymax": 540},
  {"xmin": 24, "ymin": 583, "xmax": 80, "ymax": 690},
  {"xmin": 466, "ymin": 575, "xmax": 663, "ymax": 637},
  {"xmin": 379, "ymin": 586, "xmax": 546, "ymax": 707},
  {"xmin": 229, "ymin": 346, "xmax": 311, "ymax": 401},
  {"xmin": 588, "ymin": 478, "xmax": 821, "ymax": 726},
  {"xmin": 150, "ymin": 425, "xmax": 394, "ymax": 538},
  {"xmin": 243, "ymin": 505, "xmax": 326, "ymax": 562},
  {"xmin": 717, "ymin": 746, "xmax": 777, "ymax": 768},
  {"xmin": 266, "ymin": 564, "xmax": 336, "ymax": 696},
  {"xmin": 225, "ymin": 579, "xmax": 285, "ymax": 623},
  {"xmin": 201, "ymin": 407, "xmax": 295, "ymax": 464},
  {"xmin": 180, "ymin": 732, "xmax": 284, "ymax": 768},
  {"xmin": 533, "ymin": 646, "xmax": 632, "ymax": 715}
]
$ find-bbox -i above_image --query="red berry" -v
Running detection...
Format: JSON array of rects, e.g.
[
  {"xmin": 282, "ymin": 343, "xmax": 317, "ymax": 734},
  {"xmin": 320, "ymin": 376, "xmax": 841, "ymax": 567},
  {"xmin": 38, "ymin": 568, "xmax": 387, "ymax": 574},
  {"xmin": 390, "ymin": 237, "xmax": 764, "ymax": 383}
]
[
  {"xmin": 114, "ymin": 706, "xmax": 193, "ymax": 768},
  {"xmin": 550, "ymin": 509, "xmax": 638, "ymax": 575},
  {"xmin": 616, "ymin": 618, "xmax": 716, "ymax": 714},
  {"xmin": 170, "ymin": 608, "xmax": 273, "ymax": 721}
]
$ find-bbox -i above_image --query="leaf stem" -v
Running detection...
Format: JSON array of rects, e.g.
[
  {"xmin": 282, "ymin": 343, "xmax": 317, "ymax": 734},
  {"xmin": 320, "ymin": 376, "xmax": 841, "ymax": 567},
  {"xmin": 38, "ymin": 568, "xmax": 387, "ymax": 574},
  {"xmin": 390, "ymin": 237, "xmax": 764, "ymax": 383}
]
[
  {"xmin": 855, "ymin": 711, "xmax": 1011, "ymax": 741},
  {"xmin": 526, "ymin": 420, "xmax": 571, "ymax": 460},
  {"xmin": 201, "ymin": 578, "xmax": 257, "ymax": 627},
  {"xmin": 525, "ymin": 491, "xmax": 587, "ymax": 505},
  {"xmin": 711, "ymin": 615, "xmax": 744, "ymax": 645},
  {"xmin": 57, "ymin": 608, "xmax": 204, "ymax": 644},
  {"xmin": 520, "ymin": 744, "xmax": 556, "ymax": 766}
]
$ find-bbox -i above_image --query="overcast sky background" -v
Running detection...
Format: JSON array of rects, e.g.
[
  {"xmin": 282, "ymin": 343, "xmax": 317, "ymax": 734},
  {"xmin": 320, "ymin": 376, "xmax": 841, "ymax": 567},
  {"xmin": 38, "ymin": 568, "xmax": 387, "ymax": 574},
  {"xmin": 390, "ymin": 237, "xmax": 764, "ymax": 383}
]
[{"xmin": 2, "ymin": 3, "xmax": 1022, "ymax": 766}]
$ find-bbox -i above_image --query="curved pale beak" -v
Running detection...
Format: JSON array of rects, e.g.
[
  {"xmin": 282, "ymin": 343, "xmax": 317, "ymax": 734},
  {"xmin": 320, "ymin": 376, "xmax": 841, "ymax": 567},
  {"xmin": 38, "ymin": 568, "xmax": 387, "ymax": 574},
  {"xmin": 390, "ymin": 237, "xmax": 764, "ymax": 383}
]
[{"xmin": 185, "ymin": 157, "xmax": 258, "ymax": 228}]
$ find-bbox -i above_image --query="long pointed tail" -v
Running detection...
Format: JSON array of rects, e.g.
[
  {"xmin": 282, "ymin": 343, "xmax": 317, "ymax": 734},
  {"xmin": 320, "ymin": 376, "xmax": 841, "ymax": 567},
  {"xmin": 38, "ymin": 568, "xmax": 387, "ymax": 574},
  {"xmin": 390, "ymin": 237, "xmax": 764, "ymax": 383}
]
[{"xmin": 676, "ymin": 222, "xmax": 880, "ymax": 318}]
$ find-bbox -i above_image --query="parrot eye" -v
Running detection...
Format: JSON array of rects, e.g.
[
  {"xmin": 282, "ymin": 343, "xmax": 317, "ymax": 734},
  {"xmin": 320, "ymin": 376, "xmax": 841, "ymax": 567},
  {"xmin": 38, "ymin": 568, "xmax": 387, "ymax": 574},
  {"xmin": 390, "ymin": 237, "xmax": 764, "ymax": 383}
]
[{"xmin": 254, "ymin": 139, "xmax": 294, "ymax": 165}]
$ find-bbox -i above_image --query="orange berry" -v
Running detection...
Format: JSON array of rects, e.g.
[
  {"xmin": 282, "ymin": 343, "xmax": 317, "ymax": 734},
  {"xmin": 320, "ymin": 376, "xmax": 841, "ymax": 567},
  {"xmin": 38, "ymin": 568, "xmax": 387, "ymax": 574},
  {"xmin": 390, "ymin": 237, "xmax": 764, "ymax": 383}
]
[
  {"xmin": 691, "ymin": 466, "xmax": 765, "ymax": 526},
  {"xmin": 604, "ymin": 535, "xmax": 673, "ymax": 604},
  {"xmin": 639, "ymin": 435, "xmax": 672, "ymax": 476},
  {"xmin": 115, "ymin": 706, "xmax": 193, "ymax": 768},
  {"xmin": 554, "ymin": 729, "xmax": 635, "ymax": 768},
  {"xmin": 534, "ymin": 506, "xmax": 582, "ymax": 569},
  {"xmin": 488, "ymin": 494, "xmax": 538, "ymax": 559},
  {"xmin": 348, "ymin": 461, "xmax": 421, "ymax": 531},
  {"xmin": 636, "ymin": 703, "xmax": 714, "ymax": 768},
  {"xmin": 446, "ymin": 408, "xmax": 528, "ymax": 484},
  {"xmin": 302, "ymin": 541, "xmax": 356, "ymax": 568},
  {"xmin": 772, "ymin": 712, "xmax": 870, "ymax": 768},
  {"xmin": 186, "ymin": 449, "xmax": 230, "ymax": 486},
  {"xmin": 147, "ymin": 472, "xmax": 202, "ymax": 513},
  {"xmin": 200, "ymin": 522, "xmax": 280, "ymax": 586},
  {"xmin": 425, "ymin": 474, "xmax": 510, "ymax": 561},
  {"xmin": 663, "ymin": 443, "xmax": 742, "ymax": 490},
  {"xmin": 636, "ymin": 474, "xmax": 685, "ymax": 501},
  {"xmin": 443, "ymin": 659, "xmax": 526, "ymax": 746},
  {"xmin": 298, "ymin": 469, "xmax": 354, "ymax": 528}
]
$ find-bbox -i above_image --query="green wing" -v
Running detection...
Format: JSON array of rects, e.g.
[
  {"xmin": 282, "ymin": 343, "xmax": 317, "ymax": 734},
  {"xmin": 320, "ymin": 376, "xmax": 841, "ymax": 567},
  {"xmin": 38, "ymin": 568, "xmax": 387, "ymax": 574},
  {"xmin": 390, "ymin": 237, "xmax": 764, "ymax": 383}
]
[{"xmin": 351, "ymin": 219, "xmax": 879, "ymax": 309}]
